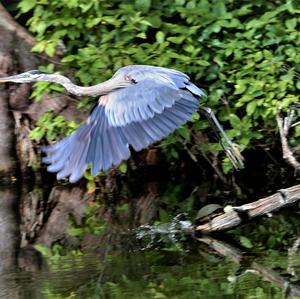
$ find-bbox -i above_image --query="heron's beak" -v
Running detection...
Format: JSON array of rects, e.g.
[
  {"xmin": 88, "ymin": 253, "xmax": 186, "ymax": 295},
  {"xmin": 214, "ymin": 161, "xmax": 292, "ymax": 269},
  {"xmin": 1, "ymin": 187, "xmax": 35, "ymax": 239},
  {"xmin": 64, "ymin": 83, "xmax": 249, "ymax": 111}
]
[
  {"xmin": 0, "ymin": 76, "xmax": 11, "ymax": 82},
  {"xmin": 0, "ymin": 74, "xmax": 28, "ymax": 83}
]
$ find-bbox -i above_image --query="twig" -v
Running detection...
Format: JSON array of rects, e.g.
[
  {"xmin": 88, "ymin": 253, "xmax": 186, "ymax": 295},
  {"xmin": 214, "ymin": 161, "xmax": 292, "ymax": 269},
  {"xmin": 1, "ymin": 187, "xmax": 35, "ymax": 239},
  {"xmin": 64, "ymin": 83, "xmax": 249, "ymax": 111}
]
[
  {"xmin": 199, "ymin": 148, "xmax": 228, "ymax": 184},
  {"xmin": 192, "ymin": 132, "xmax": 228, "ymax": 184},
  {"xmin": 183, "ymin": 142, "xmax": 198, "ymax": 163},
  {"xmin": 276, "ymin": 110, "xmax": 300, "ymax": 170},
  {"xmin": 287, "ymin": 236, "xmax": 300, "ymax": 277},
  {"xmin": 195, "ymin": 184, "xmax": 300, "ymax": 233}
]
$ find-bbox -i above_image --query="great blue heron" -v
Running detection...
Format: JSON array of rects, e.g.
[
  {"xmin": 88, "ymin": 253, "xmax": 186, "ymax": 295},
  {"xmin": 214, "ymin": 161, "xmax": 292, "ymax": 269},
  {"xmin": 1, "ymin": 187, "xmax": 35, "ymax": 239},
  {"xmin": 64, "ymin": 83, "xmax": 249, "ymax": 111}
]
[{"xmin": 0, "ymin": 65, "xmax": 244, "ymax": 182}]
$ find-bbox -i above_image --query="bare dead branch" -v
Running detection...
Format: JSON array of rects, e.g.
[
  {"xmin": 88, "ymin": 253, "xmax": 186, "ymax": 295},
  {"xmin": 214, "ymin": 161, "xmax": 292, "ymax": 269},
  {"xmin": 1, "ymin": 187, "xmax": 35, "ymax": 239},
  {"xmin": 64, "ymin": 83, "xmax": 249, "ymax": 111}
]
[
  {"xmin": 276, "ymin": 111, "xmax": 300, "ymax": 170},
  {"xmin": 199, "ymin": 148, "xmax": 228, "ymax": 184},
  {"xmin": 195, "ymin": 184, "xmax": 300, "ymax": 233},
  {"xmin": 192, "ymin": 132, "xmax": 228, "ymax": 184},
  {"xmin": 288, "ymin": 236, "xmax": 300, "ymax": 277}
]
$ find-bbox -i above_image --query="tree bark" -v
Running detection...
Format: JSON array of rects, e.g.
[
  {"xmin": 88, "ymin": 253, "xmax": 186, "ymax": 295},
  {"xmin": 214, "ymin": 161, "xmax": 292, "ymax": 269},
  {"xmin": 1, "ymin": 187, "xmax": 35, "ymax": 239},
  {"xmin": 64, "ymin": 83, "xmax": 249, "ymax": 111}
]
[
  {"xmin": 0, "ymin": 4, "xmax": 84, "ymax": 179},
  {"xmin": 0, "ymin": 3, "xmax": 39, "ymax": 179}
]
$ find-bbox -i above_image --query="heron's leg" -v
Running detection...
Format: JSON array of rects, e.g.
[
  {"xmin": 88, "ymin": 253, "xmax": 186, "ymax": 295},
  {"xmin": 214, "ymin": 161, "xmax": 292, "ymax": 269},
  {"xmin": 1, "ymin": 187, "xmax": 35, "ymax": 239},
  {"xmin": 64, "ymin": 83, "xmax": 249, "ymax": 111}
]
[
  {"xmin": 199, "ymin": 107, "xmax": 232, "ymax": 146},
  {"xmin": 199, "ymin": 106, "xmax": 244, "ymax": 169}
]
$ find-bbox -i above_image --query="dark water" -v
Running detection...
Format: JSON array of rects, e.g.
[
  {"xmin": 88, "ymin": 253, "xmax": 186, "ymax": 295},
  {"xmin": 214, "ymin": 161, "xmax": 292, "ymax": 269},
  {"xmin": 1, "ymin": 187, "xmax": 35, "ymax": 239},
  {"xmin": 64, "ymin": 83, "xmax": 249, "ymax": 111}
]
[
  {"xmin": 3, "ymin": 244, "xmax": 300, "ymax": 299},
  {"xmin": 2, "ymin": 184, "xmax": 300, "ymax": 299}
]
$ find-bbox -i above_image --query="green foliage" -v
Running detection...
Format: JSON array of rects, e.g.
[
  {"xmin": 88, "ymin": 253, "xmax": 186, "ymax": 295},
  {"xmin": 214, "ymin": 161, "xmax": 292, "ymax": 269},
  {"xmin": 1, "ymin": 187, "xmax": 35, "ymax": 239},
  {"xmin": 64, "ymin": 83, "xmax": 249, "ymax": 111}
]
[
  {"xmin": 29, "ymin": 111, "xmax": 79, "ymax": 142},
  {"xmin": 18, "ymin": 0, "xmax": 300, "ymax": 170},
  {"xmin": 68, "ymin": 202, "xmax": 106, "ymax": 238},
  {"xmin": 230, "ymin": 210, "xmax": 300, "ymax": 253},
  {"xmin": 30, "ymin": 64, "xmax": 65, "ymax": 101},
  {"xmin": 82, "ymin": 170, "xmax": 98, "ymax": 193},
  {"xmin": 239, "ymin": 235, "xmax": 253, "ymax": 249}
]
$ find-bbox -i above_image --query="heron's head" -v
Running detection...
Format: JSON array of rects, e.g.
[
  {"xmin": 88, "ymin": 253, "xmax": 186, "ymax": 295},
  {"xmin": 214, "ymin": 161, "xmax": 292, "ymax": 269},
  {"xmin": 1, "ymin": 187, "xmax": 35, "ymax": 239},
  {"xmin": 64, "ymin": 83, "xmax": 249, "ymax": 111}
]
[{"xmin": 0, "ymin": 70, "xmax": 52, "ymax": 83}]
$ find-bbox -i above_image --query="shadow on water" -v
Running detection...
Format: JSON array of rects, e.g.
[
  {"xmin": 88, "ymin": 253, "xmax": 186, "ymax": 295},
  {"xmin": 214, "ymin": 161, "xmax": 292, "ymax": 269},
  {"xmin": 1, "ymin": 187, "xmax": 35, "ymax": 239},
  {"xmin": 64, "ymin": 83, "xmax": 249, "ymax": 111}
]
[{"xmin": 2, "ymin": 182, "xmax": 300, "ymax": 298}]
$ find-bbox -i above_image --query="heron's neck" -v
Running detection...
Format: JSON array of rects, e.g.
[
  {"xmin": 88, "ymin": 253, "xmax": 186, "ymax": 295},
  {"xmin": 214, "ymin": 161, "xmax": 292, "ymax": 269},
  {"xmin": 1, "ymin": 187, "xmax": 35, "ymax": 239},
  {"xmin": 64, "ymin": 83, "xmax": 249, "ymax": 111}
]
[
  {"xmin": 62, "ymin": 79, "xmax": 125, "ymax": 96},
  {"xmin": 44, "ymin": 76, "xmax": 130, "ymax": 96}
]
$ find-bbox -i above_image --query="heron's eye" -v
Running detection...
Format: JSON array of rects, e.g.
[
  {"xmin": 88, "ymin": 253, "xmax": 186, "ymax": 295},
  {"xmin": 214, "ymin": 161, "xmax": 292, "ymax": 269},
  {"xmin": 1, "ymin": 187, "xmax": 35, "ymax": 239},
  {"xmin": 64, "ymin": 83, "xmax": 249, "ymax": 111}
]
[{"xmin": 124, "ymin": 75, "xmax": 137, "ymax": 83}]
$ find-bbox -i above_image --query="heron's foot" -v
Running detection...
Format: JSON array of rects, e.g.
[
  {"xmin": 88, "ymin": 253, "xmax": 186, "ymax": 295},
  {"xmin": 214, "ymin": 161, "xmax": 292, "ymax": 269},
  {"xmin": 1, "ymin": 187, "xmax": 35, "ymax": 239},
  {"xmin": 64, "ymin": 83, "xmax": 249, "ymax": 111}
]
[{"xmin": 222, "ymin": 142, "xmax": 244, "ymax": 170}]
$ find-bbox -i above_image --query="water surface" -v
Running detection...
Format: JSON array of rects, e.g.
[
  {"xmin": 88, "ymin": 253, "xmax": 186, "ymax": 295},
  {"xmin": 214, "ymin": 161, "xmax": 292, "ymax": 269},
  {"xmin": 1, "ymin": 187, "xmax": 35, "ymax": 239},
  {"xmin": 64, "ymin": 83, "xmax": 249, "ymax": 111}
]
[{"xmin": 1, "ymin": 184, "xmax": 300, "ymax": 298}]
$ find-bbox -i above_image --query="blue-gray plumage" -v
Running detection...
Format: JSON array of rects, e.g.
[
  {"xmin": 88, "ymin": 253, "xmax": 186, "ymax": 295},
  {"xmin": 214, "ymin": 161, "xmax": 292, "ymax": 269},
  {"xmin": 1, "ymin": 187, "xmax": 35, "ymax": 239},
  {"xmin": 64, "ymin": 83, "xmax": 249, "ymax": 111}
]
[{"xmin": 0, "ymin": 65, "xmax": 244, "ymax": 183}]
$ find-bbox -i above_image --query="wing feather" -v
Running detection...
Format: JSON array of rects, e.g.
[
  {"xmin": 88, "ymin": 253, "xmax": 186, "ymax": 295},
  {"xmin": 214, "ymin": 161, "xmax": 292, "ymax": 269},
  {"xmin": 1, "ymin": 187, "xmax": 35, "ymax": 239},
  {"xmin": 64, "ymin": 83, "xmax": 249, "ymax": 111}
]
[
  {"xmin": 105, "ymin": 65, "xmax": 204, "ymax": 127},
  {"xmin": 105, "ymin": 81, "xmax": 179, "ymax": 126},
  {"xmin": 42, "ymin": 65, "xmax": 204, "ymax": 182}
]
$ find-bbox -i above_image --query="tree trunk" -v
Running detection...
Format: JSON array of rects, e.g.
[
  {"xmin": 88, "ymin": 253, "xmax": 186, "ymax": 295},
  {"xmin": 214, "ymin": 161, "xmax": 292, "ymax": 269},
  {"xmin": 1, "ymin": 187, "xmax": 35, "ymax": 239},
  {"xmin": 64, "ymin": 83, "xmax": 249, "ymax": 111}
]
[
  {"xmin": 0, "ymin": 4, "xmax": 39, "ymax": 179},
  {"xmin": 0, "ymin": 4, "xmax": 83, "ymax": 180}
]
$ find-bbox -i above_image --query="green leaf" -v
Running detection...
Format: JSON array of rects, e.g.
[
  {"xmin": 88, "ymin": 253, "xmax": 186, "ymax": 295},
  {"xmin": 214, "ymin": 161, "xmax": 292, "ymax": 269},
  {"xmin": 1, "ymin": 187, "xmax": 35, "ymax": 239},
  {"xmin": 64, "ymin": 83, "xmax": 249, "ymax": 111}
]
[
  {"xmin": 240, "ymin": 236, "xmax": 253, "ymax": 248},
  {"xmin": 68, "ymin": 227, "xmax": 84, "ymax": 237},
  {"xmin": 294, "ymin": 126, "xmax": 300, "ymax": 137},
  {"xmin": 86, "ymin": 17, "xmax": 102, "ymax": 28},
  {"xmin": 167, "ymin": 36, "xmax": 185, "ymax": 44},
  {"xmin": 135, "ymin": 0, "xmax": 151, "ymax": 12},
  {"xmin": 159, "ymin": 208, "xmax": 172, "ymax": 222},
  {"xmin": 177, "ymin": 126, "xmax": 191, "ymax": 141},
  {"xmin": 229, "ymin": 114, "xmax": 241, "ymax": 127},
  {"xmin": 222, "ymin": 158, "xmax": 233, "ymax": 174},
  {"xmin": 31, "ymin": 41, "xmax": 46, "ymax": 53},
  {"xmin": 136, "ymin": 32, "xmax": 147, "ymax": 39},
  {"xmin": 234, "ymin": 80, "xmax": 247, "ymax": 95},
  {"xmin": 45, "ymin": 42, "xmax": 56, "ymax": 57},
  {"xmin": 196, "ymin": 60, "xmax": 210, "ymax": 66},
  {"xmin": 119, "ymin": 163, "xmax": 128, "ymax": 174},
  {"xmin": 34, "ymin": 244, "xmax": 52, "ymax": 257},
  {"xmin": 246, "ymin": 101, "xmax": 257, "ymax": 115},
  {"xmin": 285, "ymin": 18, "xmax": 297, "ymax": 30},
  {"xmin": 18, "ymin": 0, "xmax": 36, "ymax": 13},
  {"xmin": 87, "ymin": 180, "xmax": 96, "ymax": 193},
  {"xmin": 155, "ymin": 31, "xmax": 165, "ymax": 43}
]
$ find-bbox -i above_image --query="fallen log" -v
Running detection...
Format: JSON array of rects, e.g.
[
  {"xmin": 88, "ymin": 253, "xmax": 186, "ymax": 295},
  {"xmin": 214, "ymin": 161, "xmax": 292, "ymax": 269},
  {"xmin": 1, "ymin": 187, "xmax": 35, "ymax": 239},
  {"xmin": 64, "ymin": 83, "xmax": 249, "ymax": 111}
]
[{"xmin": 195, "ymin": 184, "xmax": 300, "ymax": 233}]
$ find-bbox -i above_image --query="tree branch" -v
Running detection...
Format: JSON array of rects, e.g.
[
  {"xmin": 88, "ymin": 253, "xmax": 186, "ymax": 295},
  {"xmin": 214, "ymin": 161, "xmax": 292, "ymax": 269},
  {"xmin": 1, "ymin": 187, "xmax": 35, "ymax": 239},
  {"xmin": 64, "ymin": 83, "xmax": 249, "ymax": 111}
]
[
  {"xmin": 195, "ymin": 184, "xmax": 300, "ymax": 233},
  {"xmin": 276, "ymin": 110, "xmax": 300, "ymax": 170}
]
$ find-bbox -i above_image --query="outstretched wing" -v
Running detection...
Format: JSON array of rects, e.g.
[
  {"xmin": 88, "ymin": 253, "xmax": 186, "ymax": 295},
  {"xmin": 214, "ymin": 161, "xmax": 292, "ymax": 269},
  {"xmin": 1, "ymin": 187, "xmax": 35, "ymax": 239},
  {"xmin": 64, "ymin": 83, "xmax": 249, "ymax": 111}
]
[
  {"xmin": 105, "ymin": 65, "xmax": 204, "ymax": 126},
  {"xmin": 42, "ymin": 65, "xmax": 205, "ymax": 182}
]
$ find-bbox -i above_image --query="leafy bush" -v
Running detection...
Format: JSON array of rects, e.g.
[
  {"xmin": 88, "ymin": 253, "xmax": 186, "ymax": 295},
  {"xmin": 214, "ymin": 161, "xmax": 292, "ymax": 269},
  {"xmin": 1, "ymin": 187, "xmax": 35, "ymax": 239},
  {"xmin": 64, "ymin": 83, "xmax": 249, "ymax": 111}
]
[
  {"xmin": 29, "ymin": 111, "xmax": 79, "ymax": 142},
  {"xmin": 18, "ymin": 0, "xmax": 300, "ymax": 170}
]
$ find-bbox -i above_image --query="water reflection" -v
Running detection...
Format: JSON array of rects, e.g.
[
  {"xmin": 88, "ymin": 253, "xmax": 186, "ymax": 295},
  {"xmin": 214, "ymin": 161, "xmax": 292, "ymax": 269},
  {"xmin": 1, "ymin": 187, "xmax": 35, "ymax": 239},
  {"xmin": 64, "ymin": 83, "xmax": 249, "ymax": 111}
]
[
  {"xmin": 3, "ymin": 246, "xmax": 300, "ymax": 299},
  {"xmin": 1, "ymin": 184, "xmax": 300, "ymax": 298},
  {"xmin": 0, "ymin": 187, "xmax": 20, "ymax": 298}
]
